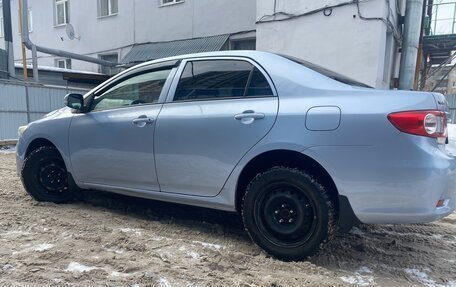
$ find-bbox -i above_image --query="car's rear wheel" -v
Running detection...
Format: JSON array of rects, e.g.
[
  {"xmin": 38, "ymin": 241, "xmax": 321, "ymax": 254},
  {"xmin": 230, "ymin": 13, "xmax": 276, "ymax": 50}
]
[
  {"xmin": 21, "ymin": 146, "xmax": 76, "ymax": 203},
  {"xmin": 242, "ymin": 167, "xmax": 336, "ymax": 261}
]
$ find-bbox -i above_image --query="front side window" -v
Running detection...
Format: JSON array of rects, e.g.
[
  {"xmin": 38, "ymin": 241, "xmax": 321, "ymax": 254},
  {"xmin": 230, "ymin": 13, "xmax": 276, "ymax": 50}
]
[
  {"xmin": 92, "ymin": 68, "xmax": 172, "ymax": 111},
  {"xmin": 174, "ymin": 60, "xmax": 273, "ymax": 101},
  {"xmin": 55, "ymin": 0, "xmax": 69, "ymax": 26},
  {"xmin": 98, "ymin": 0, "xmax": 118, "ymax": 17}
]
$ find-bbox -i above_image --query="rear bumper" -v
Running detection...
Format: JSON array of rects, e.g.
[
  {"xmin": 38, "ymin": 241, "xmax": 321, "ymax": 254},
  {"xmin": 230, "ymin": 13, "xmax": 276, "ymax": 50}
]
[{"xmin": 306, "ymin": 135, "xmax": 456, "ymax": 225}]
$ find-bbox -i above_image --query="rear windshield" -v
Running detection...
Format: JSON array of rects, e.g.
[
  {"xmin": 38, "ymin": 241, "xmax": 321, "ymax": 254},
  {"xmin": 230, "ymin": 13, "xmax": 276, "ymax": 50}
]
[{"xmin": 279, "ymin": 54, "xmax": 372, "ymax": 88}]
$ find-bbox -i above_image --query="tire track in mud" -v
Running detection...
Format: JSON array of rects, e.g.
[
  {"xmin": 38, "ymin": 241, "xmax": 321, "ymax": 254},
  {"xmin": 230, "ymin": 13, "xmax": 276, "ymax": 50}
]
[{"xmin": 0, "ymin": 153, "xmax": 455, "ymax": 286}]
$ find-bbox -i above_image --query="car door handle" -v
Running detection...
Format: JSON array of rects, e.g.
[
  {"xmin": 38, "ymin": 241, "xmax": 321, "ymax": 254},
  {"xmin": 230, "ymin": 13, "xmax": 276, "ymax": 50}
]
[
  {"xmin": 132, "ymin": 115, "xmax": 154, "ymax": 126},
  {"xmin": 234, "ymin": 110, "xmax": 265, "ymax": 120}
]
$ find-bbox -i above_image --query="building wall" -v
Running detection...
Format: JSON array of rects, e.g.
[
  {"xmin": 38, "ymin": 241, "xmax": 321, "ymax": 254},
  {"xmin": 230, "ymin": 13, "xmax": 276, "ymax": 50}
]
[
  {"xmin": 3, "ymin": 0, "xmax": 256, "ymax": 73},
  {"xmin": 256, "ymin": 0, "xmax": 403, "ymax": 88},
  {"xmin": 1, "ymin": 0, "xmax": 404, "ymax": 89}
]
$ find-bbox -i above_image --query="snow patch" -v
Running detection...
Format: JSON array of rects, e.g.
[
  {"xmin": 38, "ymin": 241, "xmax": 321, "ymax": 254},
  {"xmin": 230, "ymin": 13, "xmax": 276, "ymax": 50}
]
[
  {"xmin": 188, "ymin": 251, "xmax": 200, "ymax": 260},
  {"xmin": 159, "ymin": 277, "xmax": 172, "ymax": 287},
  {"xmin": 65, "ymin": 262, "xmax": 98, "ymax": 273},
  {"xmin": 349, "ymin": 227, "xmax": 365, "ymax": 236},
  {"xmin": 340, "ymin": 266, "xmax": 375, "ymax": 286},
  {"xmin": 119, "ymin": 228, "xmax": 143, "ymax": 236},
  {"xmin": 0, "ymin": 145, "xmax": 15, "ymax": 154},
  {"xmin": 105, "ymin": 246, "xmax": 125, "ymax": 254},
  {"xmin": 192, "ymin": 240, "xmax": 223, "ymax": 250},
  {"xmin": 110, "ymin": 271, "xmax": 132, "ymax": 277},
  {"xmin": 405, "ymin": 268, "xmax": 456, "ymax": 287},
  {"xmin": 2, "ymin": 264, "xmax": 13, "ymax": 271},
  {"xmin": 34, "ymin": 243, "xmax": 54, "ymax": 252}
]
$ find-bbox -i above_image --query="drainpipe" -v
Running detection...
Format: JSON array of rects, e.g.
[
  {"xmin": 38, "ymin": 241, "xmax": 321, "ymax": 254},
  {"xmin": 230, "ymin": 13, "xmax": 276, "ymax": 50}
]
[
  {"xmin": 20, "ymin": 0, "xmax": 118, "ymax": 81},
  {"xmin": 399, "ymin": 0, "xmax": 425, "ymax": 90},
  {"xmin": 2, "ymin": 0, "xmax": 15, "ymax": 78}
]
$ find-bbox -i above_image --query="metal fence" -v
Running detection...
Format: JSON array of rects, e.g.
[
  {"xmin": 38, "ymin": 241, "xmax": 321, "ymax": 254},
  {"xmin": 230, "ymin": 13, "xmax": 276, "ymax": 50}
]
[
  {"xmin": 447, "ymin": 94, "xmax": 456, "ymax": 124},
  {"xmin": 0, "ymin": 80, "xmax": 89, "ymax": 140}
]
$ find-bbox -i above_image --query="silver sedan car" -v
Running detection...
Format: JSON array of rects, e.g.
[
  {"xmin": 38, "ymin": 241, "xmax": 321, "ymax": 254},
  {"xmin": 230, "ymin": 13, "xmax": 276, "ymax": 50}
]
[{"xmin": 16, "ymin": 51, "xmax": 456, "ymax": 261}]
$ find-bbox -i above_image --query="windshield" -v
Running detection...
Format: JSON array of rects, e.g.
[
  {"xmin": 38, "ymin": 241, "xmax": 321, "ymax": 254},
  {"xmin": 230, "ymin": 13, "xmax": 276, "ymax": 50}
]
[{"xmin": 278, "ymin": 54, "xmax": 372, "ymax": 88}]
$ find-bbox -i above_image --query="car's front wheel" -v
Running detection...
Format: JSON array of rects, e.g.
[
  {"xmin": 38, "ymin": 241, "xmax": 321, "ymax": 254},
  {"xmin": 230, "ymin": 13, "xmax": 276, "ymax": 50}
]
[
  {"xmin": 21, "ymin": 146, "xmax": 76, "ymax": 203},
  {"xmin": 242, "ymin": 167, "xmax": 336, "ymax": 261}
]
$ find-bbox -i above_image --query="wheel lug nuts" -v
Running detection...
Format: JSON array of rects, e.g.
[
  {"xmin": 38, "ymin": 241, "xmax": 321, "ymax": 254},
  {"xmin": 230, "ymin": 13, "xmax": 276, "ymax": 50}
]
[
  {"xmin": 290, "ymin": 210, "xmax": 294, "ymax": 214},
  {"xmin": 281, "ymin": 204, "xmax": 286, "ymax": 208},
  {"xmin": 289, "ymin": 219, "xmax": 293, "ymax": 223},
  {"xmin": 279, "ymin": 219, "xmax": 284, "ymax": 223},
  {"xmin": 274, "ymin": 210, "xmax": 279, "ymax": 214}
]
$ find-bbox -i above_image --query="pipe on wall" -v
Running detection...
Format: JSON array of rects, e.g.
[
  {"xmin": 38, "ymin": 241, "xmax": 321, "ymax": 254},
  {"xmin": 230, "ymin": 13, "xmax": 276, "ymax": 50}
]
[
  {"xmin": 399, "ymin": 0, "xmax": 425, "ymax": 90},
  {"xmin": 20, "ymin": 0, "xmax": 118, "ymax": 82},
  {"xmin": 2, "ymin": 0, "xmax": 15, "ymax": 78}
]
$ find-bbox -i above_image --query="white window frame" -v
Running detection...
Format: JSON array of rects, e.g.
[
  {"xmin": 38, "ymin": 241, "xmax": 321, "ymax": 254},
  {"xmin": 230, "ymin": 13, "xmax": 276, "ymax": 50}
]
[
  {"xmin": 97, "ymin": 0, "xmax": 118, "ymax": 18},
  {"xmin": 0, "ymin": 17, "xmax": 3, "ymax": 38},
  {"xmin": 98, "ymin": 53, "xmax": 119, "ymax": 75},
  {"xmin": 159, "ymin": 0, "xmax": 184, "ymax": 7},
  {"xmin": 55, "ymin": 58, "xmax": 71, "ymax": 69},
  {"xmin": 54, "ymin": 0, "xmax": 69, "ymax": 26},
  {"xmin": 17, "ymin": 8, "xmax": 33, "ymax": 34}
]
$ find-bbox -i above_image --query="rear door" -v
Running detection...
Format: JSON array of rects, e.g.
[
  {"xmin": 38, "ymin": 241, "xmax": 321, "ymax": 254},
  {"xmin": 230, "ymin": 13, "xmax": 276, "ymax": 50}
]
[{"xmin": 154, "ymin": 58, "xmax": 278, "ymax": 196}]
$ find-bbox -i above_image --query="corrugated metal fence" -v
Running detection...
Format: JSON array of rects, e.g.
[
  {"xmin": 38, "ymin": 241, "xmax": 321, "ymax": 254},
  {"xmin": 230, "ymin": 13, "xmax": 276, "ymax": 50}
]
[
  {"xmin": 447, "ymin": 94, "xmax": 456, "ymax": 124},
  {"xmin": 0, "ymin": 80, "xmax": 89, "ymax": 140}
]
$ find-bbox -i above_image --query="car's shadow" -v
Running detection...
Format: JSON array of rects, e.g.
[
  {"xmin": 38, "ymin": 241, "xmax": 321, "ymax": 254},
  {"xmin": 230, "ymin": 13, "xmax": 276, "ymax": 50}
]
[
  {"xmin": 79, "ymin": 189, "xmax": 246, "ymax": 235},
  {"xmin": 77, "ymin": 189, "xmax": 455, "ymax": 282}
]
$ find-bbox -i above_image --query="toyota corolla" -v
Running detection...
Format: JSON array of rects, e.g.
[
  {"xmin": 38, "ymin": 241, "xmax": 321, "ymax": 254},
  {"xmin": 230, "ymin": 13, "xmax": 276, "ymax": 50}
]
[{"xmin": 16, "ymin": 51, "xmax": 456, "ymax": 261}]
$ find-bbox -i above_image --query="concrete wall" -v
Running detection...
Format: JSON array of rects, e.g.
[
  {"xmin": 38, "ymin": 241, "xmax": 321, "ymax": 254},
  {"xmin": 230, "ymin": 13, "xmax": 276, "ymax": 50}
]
[
  {"xmin": 256, "ymin": 0, "xmax": 403, "ymax": 88},
  {"xmin": 4, "ymin": 0, "xmax": 256, "ymax": 73}
]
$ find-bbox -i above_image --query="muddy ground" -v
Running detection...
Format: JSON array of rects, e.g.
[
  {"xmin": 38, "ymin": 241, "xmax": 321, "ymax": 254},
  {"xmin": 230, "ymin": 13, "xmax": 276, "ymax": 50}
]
[{"xmin": 0, "ymin": 152, "xmax": 455, "ymax": 287}]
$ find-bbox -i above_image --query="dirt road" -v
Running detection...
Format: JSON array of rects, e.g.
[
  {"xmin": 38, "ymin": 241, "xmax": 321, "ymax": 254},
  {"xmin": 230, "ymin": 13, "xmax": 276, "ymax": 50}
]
[{"xmin": 0, "ymin": 152, "xmax": 455, "ymax": 286}]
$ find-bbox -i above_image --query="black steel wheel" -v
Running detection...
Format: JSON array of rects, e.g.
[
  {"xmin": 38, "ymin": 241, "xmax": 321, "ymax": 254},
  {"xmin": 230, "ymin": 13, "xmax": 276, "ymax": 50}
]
[
  {"xmin": 242, "ymin": 167, "xmax": 336, "ymax": 261},
  {"xmin": 21, "ymin": 146, "xmax": 76, "ymax": 203}
]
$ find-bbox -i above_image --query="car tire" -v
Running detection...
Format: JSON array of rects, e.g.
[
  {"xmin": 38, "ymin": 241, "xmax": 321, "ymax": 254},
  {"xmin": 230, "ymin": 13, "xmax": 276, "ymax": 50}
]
[
  {"xmin": 21, "ymin": 146, "xmax": 76, "ymax": 203},
  {"xmin": 242, "ymin": 166, "xmax": 336, "ymax": 261}
]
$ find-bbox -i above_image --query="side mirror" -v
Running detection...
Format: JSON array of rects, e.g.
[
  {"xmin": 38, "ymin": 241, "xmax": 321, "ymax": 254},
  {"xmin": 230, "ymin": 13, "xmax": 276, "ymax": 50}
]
[{"xmin": 64, "ymin": 93, "xmax": 84, "ymax": 111}]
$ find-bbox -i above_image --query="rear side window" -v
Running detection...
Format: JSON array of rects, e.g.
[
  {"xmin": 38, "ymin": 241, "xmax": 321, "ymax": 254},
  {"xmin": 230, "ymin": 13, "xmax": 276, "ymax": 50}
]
[
  {"xmin": 174, "ymin": 60, "xmax": 273, "ymax": 101},
  {"xmin": 247, "ymin": 68, "xmax": 273, "ymax": 97}
]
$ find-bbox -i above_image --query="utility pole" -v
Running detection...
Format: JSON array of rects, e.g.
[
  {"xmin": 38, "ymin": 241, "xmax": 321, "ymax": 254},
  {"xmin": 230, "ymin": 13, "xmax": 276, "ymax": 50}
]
[
  {"xmin": 399, "ymin": 0, "xmax": 425, "ymax": 90},
  {"xmin": 18, "ymin": 0, "xmax": 27, "ymax": 81},
  {"xmin": 2, "ymin": 0, "xmax": 15, "ymax": 78}
]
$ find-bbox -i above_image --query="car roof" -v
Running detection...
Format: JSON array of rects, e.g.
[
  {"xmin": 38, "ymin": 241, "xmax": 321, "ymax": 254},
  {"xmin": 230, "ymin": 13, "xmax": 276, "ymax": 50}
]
[{"xmin": 130, "ymin": 50, "xmax": 275, "ymax": 69}]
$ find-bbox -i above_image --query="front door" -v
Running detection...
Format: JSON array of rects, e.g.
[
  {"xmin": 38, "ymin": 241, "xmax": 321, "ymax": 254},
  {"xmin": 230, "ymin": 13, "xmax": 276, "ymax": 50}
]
[
  {"xmin": 69, "ymin": 66, "xmax": 174, "ymax": 191},
  {"xmin": 154, "ymin": 59, "xmax": 279, "ymax": 196}
]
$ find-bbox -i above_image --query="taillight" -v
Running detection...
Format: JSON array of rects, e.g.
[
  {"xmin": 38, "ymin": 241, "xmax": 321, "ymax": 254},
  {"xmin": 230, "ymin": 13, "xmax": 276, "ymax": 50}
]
[{"xmin": 387, "ymin": 110, "xmax": 447, "ymax": 142}]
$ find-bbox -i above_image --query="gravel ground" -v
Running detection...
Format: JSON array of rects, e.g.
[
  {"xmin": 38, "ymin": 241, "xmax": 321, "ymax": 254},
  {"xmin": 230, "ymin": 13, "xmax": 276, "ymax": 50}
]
[{"xmin": 0, "ymin": 152, "xmax": 455, "ymax": 287}]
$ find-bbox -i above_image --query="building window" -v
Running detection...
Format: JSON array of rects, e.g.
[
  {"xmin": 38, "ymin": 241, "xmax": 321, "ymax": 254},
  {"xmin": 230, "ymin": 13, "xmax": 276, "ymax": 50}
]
[
  {"xmin": 99, "ymin": 53, "xmax": 119, "ymax": 75},
  {"xmin": 56, "ymin": 59, "xmax": 71, "ymax": 69},
  {"xmin": 230, "ymin": 38, "xmax": 256, "ymax": 50},
  {"xmin": 0, "ymin": 17, "xmax": 3, "ymax": 38},
  {"xmin": 55, "ymin": 0, "xmax": 69, "ymax": 26},
  {"xmin": 98, "ymin": 0, "xmax": 118, "ymax": 17},
  {"xmin": 17, "ymin": 8, "xmax": 33, "ymax": 33},
  {"xmin": 160, "ymin": 0, "xmax": 184, "ymax": 6}
]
